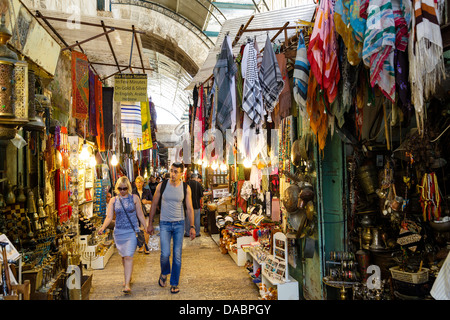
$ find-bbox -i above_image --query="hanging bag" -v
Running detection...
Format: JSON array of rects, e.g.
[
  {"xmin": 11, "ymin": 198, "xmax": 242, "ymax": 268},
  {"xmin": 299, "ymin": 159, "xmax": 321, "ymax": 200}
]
[{"xmin": 118, "ymin": 196, "xmax": 145, "ymax": 248}]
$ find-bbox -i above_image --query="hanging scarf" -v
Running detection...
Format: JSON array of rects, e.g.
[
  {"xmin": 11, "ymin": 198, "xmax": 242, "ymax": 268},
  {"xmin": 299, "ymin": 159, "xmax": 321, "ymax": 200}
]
[
  {"xmin": 362, "ymin": 0, "xmax": 396, "ymax": 102},
  {"xmin": 71, "ymin": 51, "xmax": 89, "ymax": 120},
  {"xmin": 293, "ymin": 30, "xmax": 310, "ymax": 116},
  {"xmin": 88, "ymin": 69, "xmax": 97, "ymax": 136},
  {"xmin": 120, "ymin": 101, "xmax": 142, "ymax": 141},
  {"xmin": 409, "ymin": 0, "xmax": 445, "ymax": 135},
  {"xmin": 259, "ymin": 34, "xmax": 284, "ymax": 122},
  {"xmin": 334, "ymin": 0, "xmax": 365, "ymax": 65},
  {"xmin": 307, "ymin": 0, "xmax": 340, "ymax": 104},
  {"xmin": 242, "ymin": 39, "xmax": 264, "ymax": 128},
  {"xmin": 213, "ymin": 35, "xmax": 238, "ymax": 133}
]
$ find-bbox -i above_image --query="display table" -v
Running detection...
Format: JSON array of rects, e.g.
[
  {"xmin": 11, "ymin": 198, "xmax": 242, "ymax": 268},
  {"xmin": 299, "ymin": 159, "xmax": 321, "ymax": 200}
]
[{"xmin": 228, "ymin": 235, "xmax": 254, "ymax": 266}]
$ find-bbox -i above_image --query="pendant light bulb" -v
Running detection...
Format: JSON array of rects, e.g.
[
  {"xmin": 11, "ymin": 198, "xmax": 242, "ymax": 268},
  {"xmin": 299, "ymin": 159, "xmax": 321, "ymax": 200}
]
[
  {"xmin": 80, "ymin": 142, "xmax": 89, "ymax": 161},
  {"xmin": 90, "ymin": 155, "xmax": 97, "ymax": 168},
  {"xmin": 111, "ymin": 154, "xmax": 118, "ymax": 166},
  {"xmin": 243, "ymin": 158, "xmax": 252, "ymax": 168},
  {"xmin": 211, "ymin": 161, "xmax": 219, "ymax": 171}
]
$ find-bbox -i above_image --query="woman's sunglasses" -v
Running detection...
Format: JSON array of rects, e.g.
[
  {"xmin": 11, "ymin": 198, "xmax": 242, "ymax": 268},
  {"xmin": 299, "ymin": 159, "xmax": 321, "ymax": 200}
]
[{"xmin": 118, "ymin": 187, "xmax": 128, "ymax": 191}]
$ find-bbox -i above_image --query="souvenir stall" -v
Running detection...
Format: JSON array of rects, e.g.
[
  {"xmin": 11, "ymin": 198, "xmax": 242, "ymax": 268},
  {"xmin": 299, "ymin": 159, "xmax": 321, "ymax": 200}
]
[{"xmin": 189, "ymin": 0, "xmax": 449, "ymax": 300}]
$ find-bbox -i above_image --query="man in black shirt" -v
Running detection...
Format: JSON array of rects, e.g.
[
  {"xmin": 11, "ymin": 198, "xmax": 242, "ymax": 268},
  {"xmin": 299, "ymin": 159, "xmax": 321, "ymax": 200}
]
[
  {"xmin": 148, "ymin": 176, "xmax": 158, "ymax": 196},
  {"xmin": 184, "ymin": 173, "xmax": 203, "ymax": 237}
]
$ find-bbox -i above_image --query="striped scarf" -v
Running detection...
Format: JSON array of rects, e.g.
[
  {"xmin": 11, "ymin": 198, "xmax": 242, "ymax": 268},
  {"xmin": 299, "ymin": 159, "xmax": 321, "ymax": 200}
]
[
  {"xmin": 293, "ymin": 30, "xmax": 310, "ymax": 115},
  {"xmin": 120, "ymin": 101, "xmax": 142, "ymax": 141},
  {"xmin": 362, "ymin": 0, "xmax": 396, "ymax": 102}
]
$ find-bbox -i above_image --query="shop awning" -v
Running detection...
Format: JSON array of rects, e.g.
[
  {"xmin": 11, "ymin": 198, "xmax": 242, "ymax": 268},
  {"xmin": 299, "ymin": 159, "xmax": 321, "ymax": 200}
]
[
  {"xmin": 33, "ymin": 9, "xmax": 153, "ymax": 82},
  {"xmin": 186, "ymin": 3, "xmax": 317, "ymax": 90}
]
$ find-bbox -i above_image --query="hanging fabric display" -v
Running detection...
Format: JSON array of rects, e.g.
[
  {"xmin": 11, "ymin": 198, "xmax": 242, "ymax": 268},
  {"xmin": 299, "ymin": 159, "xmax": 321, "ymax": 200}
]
[
  {"xmin": 102, "ymin": 87, "xmax": 114, "ymax": 149},
  {"xmin": 293, "ymin": 30, "xmax": 310, "ymax": 115},
  {"xmin": 88, "ymin": 69, "xmax": 97, "ymax": 136},
  {"xmin": 362, "ymin": 0, "xmax": 396, "ymax": 102},
  {"xmin": 139, "ymin": 99, "xmax": 153, "ymax": 151},
  {"xmin": 408, "ymin": 0, "xmax": 445, "ymax": 134},
  {"xmin": 334, "ymin": 0, "xmax": 366, "ymax": 66},
  {"xmin": 95, "ymin": 76, "xmax": 105, "ymax": 152},
  {"xmin": 241, "ymin": 38, "xmax": 264, "ymax": 127},
  {"xmin": 213, "ymin": 35, "xmax": 238, "ymax": 133},
  {"xmin": 259, "ymin": 34, "xmax": 284, "ymax": 122},
  {"xmin": 120, "ymin": 101, "xmax": 142, "ymax": 141},
  {"xmin": 71, "ymin": 51, "xmax": 89, "ymax": 120},
  {"xmin": 307, "ymin": 0, "xmax": 340, "ymax": 104}
]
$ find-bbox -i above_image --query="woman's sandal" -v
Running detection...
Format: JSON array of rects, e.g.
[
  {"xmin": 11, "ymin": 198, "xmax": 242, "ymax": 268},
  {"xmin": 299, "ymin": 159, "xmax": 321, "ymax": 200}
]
[
  {"xmin": 170, "ymin": 286, "xmax": 180, "ymax": 294},
  {"xmin": 158, "ymin": 274, "xmax": 167, "ymax": 287},
  {"xmin": 122, "ymin": 288, "xmax": 132, "ymax": 295}
]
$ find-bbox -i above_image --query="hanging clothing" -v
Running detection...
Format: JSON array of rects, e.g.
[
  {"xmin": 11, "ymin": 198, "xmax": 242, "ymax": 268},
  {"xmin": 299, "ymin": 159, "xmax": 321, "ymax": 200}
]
[
  {"xmin": 259, "ymin": 34, "xmax": 284, "ymax": 122},
  {"xmin": 213, "ymin": 35, "xmax": 238, "ymax": 133},
  {"xmin": 242, "ymin": 39, "xmax": 264, "ymax": 128},
  {"xmin": 307, "ymin": 0, "xmax": 340, "ymax": 104},
  {"xmin": 102, "ymin": 87, "xmax": 114, "ymax": 149},
  {"xmin": 88, "ymin": 69, "xmax": 97, "ymax": 136},
  {"xmin": 362, "ymin": 0, "xmax": 396, "ymax": 102}
]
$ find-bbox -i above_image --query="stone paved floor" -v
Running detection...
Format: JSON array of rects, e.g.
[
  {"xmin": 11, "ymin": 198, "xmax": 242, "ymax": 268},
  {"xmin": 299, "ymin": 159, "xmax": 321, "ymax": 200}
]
[{"xmin": 86, "ymin": 228, "xmax": 261, "ymax": 300}]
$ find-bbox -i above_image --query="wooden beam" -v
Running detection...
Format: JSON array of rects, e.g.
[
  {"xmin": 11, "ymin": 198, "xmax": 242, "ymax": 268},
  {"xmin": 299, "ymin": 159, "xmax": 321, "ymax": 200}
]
[
  {"xmin": 90, "ymin": 61, "xmax": 153, "ymax": 71},
  {"xmin": 101, "ymin": 20, "xmax": 121, "ymax": 72},
  {"xmin": 61, "ymin": 28, "xmax": 115, "ymax": 51},
  {"xmin": 101, "ymin": 66, "xmax": 130, "ymax": 81},
  {"xmin": 35, "ymin": 10, "xmax": 70, "ymax": 47},
  {"xmin": 132, "ymin": 25, "xmax": 146, "ymax": 74},
  {"xmin": 232, "ymin": 15, "xmax": 254, "ymax": 47}
]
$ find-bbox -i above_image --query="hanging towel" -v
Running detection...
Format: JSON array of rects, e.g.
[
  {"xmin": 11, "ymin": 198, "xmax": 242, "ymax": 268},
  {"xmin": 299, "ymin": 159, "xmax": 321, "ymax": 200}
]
[
  {"xmin": 120, "ymin": 101, "xmax": 142, "ymax": 141},
  {"xmin": 71, "ymin": 51, "xmax": 89, "ymax": 120},
  {"xmin": 259, "ymin": 34, "xmax": 284, "ymax": 122},
  {"xmin": 242, "ymin": 39, "xmax": 264, "ymax": 128},
  {"xmin": 307, "ymin": 0, "xmax": 340, "ymax": 104},
  {"xmin": 213, "ymin": 35, "xmax": 238, "ymax": 133},
  {"xmin": 362, "ymin": 0, "xmax": 396, "ymax": 102},
  {"xmin": 293, "ymin": 30, "xmax": 310, "ymax": 115}
]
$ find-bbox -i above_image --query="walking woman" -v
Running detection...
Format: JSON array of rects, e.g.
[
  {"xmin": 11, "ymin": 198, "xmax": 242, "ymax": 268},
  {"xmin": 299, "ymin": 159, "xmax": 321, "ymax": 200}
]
[
  {"xmin": 98, "ymin": 176, "xmax": 147, "ymax": 294},
  {"xmin": 132, "ymin": 175, "xmax": 153, "ymax": 254}
]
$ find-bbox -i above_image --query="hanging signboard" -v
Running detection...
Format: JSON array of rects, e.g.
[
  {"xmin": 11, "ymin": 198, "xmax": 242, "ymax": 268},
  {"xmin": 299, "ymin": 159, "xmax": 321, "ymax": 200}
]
[{"xmin": 113, "ymin": 74, "xmax": 148, "ymax": 102}]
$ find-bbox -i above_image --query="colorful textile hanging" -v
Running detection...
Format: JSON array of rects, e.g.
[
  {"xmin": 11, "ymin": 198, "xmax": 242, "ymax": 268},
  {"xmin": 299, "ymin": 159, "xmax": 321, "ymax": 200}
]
[
  {"xmin": 306, "ymin": 75, "xmax": 328, "ymax": 152},
  {"xmin": 259, "ymin": 34, "xmax": 284, "ymax": 122},
  {"xmin": 139, "ymin": 99, "xmax": 153, "ymax": 151},
  {"xmin": 334, "ymin": 0, "xmax": 366, "ymax": 65},
  {"xmin": 71, "ymin": 51, "xmax": 89, "ymax": 120},
  {"xmin": 102, "ymin": 87, "xmax": 114, "ymax": 149},
  {"xmin": 120, "ymin": 101, "xmax": 142, "ymax": 141},
  {"xmin": 307, "ymin": 0, "xmax": 340, "ymax": 104},
  {"xmin": 95, "ymin": 76, "xmax": 105, "ymax": 151},
  {"xmin": 362, "ymin": 0, "xmax": 396, "ymax": 102},
  {"xmin": 213, "ymin": 35, "xmax": 237, "ymax": 133}
]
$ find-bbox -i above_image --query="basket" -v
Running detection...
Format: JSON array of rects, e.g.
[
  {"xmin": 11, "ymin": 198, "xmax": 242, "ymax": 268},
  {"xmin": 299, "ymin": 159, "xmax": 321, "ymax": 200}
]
[{"xmin": 389, "ymin": 266, "xmax": 429, "ymax": 284}]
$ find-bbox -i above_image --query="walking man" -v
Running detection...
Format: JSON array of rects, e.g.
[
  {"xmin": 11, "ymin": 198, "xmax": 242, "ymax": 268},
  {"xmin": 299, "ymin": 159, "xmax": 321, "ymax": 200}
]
[
  {"xmin": 147, "ymin": 162, "xmax": 195, "ymax": 294},
  {"xmin": 185, "ymin": 173, "xmax": 203, "ymax": 237}
]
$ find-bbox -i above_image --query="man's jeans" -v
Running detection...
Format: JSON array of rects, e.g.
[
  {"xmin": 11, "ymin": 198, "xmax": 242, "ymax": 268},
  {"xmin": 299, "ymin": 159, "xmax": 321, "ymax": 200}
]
[
  {"xmin": 159, "ymin": 220, "xmax": 184, "ymax": 286},
  {"xmin": 184, "ymin": 209, "xmax": 201, "ymax": 236}
]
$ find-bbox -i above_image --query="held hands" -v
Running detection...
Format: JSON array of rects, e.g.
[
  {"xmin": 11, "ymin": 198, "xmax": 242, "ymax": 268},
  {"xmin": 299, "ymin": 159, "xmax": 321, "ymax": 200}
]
[
  {"xmin": 190, "ymin": 228, "xmax": 196, "ymax": 240},
  {"xmin": 97, "ymin": 227, "xmax": 105, "ymax": 235},
  {"xmin": 147, "ymin": 223, "xmax": 154, "ymax": 235}
]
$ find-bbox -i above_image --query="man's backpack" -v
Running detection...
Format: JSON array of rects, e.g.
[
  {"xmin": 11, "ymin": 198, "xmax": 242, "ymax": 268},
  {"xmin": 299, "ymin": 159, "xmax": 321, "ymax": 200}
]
[{"xmin": 159, "ymin": 179, "xmax": 187, "ymax": 214}]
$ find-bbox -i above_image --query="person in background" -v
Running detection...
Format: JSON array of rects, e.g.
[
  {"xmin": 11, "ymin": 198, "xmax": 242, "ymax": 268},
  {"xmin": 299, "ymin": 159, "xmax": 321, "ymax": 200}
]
[
  {"xmin": 147, "ymin": 162, "xmax": 195, "ymax": 294},
  {"xmin": 185, "ymin": 173, "xmax": 203, "ymax": 237},
  {"xmin": 98, "ymin": 176, "xmax": 147, "ymax": 295},
  {"xmin": 148, "ymin": 175, "xmax": 158, "ymax": 196},
  {"xmin": 132, "ymin": 175, "xmax": 153, "ymax": 254}
]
